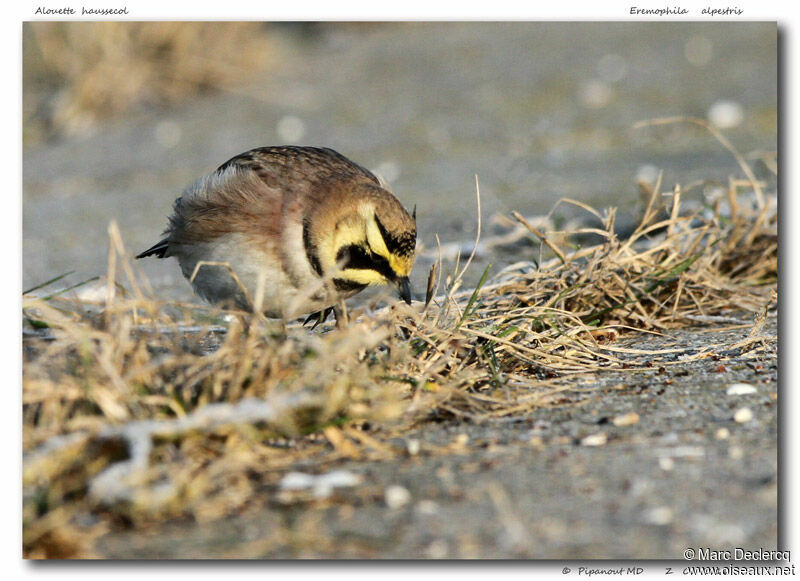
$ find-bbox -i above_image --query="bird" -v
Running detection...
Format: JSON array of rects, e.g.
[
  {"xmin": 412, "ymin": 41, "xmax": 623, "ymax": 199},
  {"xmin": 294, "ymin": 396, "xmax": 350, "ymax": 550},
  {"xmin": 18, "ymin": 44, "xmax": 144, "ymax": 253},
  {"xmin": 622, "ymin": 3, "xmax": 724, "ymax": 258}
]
[{"xmin": 136, "ymin": 146, "xmax": 417, "ymax": 324}]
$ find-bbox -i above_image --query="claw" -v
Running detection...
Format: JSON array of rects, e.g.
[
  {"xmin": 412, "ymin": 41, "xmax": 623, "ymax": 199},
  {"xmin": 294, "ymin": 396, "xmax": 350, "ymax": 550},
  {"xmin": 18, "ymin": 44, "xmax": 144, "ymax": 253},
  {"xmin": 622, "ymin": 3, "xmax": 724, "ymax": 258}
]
[{"xmin": 303, "ymin": 306, "xmax": 334, "ymax": 329}]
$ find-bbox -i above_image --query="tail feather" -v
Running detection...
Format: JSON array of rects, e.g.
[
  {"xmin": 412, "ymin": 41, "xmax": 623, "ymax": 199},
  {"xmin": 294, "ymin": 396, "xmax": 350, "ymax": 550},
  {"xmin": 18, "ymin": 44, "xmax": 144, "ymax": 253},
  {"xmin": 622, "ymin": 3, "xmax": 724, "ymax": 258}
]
[{"xmin": 136, "ymin": 239, "xmax": 170, "ymax": 259}]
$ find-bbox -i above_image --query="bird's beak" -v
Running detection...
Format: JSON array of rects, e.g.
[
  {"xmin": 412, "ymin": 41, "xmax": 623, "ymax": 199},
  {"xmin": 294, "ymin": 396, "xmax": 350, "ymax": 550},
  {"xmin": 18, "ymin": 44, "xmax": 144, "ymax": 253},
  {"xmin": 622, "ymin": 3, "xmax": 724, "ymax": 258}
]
[{"xmin": 397, "ymin": 277, "xmax": 412, "ymax": 305}]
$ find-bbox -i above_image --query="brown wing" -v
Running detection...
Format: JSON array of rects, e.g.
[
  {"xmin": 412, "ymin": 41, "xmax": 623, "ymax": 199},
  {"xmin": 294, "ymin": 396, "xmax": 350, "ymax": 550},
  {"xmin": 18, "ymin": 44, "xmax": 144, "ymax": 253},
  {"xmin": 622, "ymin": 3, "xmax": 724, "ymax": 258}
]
[
  {"xmin": 140, "ymin": 146, "xmax": 381, "ymax": 258},
  {"xmin": 215, "ymin": 146, "xmax": 381, "ymax": 188}
]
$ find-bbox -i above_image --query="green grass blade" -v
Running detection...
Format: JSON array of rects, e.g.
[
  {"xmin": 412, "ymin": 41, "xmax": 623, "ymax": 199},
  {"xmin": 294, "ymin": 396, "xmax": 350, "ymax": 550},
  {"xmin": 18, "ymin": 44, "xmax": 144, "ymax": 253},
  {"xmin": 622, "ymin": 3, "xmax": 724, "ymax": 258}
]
[
  {"xmin": 42, "ymin": 276, "xmax": 101, "ymax": 301},
  {"xmin": 456, "ymin": 263, "xmax": 492, "ymax": 329},
  {"xmin": 23, "ymin": 271, "xmax": 75, "ymax": 295}
]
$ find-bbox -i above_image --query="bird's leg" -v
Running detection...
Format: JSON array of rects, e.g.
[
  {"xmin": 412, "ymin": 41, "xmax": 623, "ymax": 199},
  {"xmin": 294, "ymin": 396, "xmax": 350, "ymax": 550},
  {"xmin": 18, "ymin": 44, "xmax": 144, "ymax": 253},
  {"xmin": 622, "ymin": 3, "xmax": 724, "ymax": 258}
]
[{"xmin": 333, "ymin": 299, "xmax": 349, "ymax": 329}]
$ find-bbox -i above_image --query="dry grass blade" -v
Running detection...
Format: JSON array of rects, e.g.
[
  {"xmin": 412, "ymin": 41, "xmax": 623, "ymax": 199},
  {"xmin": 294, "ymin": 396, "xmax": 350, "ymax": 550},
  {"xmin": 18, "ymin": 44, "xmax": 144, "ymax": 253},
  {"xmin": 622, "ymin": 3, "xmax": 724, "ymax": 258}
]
[
  {"xmin": 512, "ymin": 211, "xmax": 567, "ymax": 265},
  {"xmin": 633, "ymin": 116, "xmax": 765, "ymax": 208},
  {"xmin": 424, "ymin": 262, "xmax": 438, "ymax": 310},
  {"xmin": 22, "ymin": 143, "xmax": 777, "ymax": 556}
]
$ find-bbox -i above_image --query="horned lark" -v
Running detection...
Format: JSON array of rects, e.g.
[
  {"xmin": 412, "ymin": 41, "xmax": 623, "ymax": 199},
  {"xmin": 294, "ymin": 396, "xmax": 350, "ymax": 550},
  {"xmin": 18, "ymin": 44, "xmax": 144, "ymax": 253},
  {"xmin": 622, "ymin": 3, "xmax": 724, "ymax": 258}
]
[{"xmin": 137, "ymin": 146, "xmax": 416, "ymax": 321}]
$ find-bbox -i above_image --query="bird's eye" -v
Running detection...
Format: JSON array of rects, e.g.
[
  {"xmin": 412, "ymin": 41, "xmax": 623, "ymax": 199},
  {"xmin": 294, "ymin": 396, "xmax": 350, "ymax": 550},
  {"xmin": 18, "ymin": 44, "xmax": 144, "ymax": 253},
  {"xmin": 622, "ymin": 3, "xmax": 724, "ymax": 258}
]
[
  {"xmin": 336, "ymin": 244, "xmax": 371, "ymax": 270},
  {"xmin": 335, "ymin": 245, "xmax": 350, "ymax": 266}
]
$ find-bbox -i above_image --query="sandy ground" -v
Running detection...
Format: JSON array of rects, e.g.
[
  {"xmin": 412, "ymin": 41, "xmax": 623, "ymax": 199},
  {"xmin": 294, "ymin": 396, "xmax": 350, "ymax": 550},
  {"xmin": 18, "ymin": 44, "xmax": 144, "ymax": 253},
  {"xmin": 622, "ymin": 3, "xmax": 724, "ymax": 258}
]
[
  {"xmin": 23, "ymin": 22, "xmax": 778, "ymax": 559},
  {"xmin": 92, "ymin": 318, "xmax": 777, "ymax": 559}
]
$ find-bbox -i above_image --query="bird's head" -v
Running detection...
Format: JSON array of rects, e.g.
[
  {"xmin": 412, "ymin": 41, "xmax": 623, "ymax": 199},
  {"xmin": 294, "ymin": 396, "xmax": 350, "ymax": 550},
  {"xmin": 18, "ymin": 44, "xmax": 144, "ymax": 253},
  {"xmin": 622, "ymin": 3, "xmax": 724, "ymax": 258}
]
[{"xmin": 316, "ymin": 186, "xmax": 417, "ymax": 304}]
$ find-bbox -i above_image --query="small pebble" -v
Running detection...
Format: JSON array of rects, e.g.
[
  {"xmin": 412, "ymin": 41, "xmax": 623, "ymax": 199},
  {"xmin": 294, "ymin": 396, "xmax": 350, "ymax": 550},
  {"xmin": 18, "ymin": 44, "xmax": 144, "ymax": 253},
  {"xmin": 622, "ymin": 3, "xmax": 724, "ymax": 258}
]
[
  {"xmin": 453, "ymin": 433, "xmax": 469, "ymax": 446},
  {"xmin": 636, "ymin": 164, "xmax": 661, "ymax": 188},
  {"xmin": 645, "ymin": 506, "xmax": 674, "ymax": 525},
  {"xmin": 276, "ymin": 115, "xmax": 306, "ymax": 142},
  {"xmin": 708, "ymin": 100, "xmax": 744, "ymax": 129},
  {"xmin": 406, "ymin": 439, "xmax": 421, "ymax": 456},
  {"xmin": 685, "ymin": 35, "xmax": 713, "ymax": 67},
  {"xmin": 385, "ymin": 485, "xmax": 412, "ymax": 509},
  {"xmin": 715, "ymin": 427, "xmax": 731, "ymax": 440},
  {"xmin": 659, "ymin": 457, "xmax": 675, "ymax": 471},
  {"xmin": 581, "ymin": 432, "xmax": 607, "ymax": 447},
  {"xmin": 729, "ymin": 446, "xmax": 744, "ymax": 460},
  {"xmin": 733, "ymin": 407, "xmax": 754, "ymax": 423},
  {"xmin": 613, "ymin": 412, "xmax": 640, "ymax": 427},
  {"xmin": 280, "ymin": 472, "xmax": 314, "ymax": 490},
  {"xmin": 426, "ymin": 539, "xmax": 449, "ymax": 559},
  {"xmin": 279, "ymin": 470, "xmax": 361, "ymax": 498},
  {"xmin": 727, "ymin": 383, "xmax": 758, "ymax": 396},
  {"xmin": 580, "ymin": 80, "xmax": 612, "ymax": 108}
]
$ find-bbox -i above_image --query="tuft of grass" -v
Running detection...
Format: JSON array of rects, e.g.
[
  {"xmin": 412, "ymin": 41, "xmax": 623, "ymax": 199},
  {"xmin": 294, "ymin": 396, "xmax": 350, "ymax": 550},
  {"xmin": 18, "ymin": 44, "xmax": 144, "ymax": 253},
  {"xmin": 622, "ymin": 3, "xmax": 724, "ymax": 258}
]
[{"xmin": 22, "ymin": 121, "xmax": 777, "ymax": 557}]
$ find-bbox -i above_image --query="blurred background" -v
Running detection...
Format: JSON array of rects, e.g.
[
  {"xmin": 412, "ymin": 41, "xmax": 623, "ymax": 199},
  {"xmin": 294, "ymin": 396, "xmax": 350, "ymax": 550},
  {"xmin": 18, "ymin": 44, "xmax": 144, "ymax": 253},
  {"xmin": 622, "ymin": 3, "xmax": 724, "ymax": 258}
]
[{"xmin": 22, "ymin": 22, "xmax": 777, "ymax": 302}]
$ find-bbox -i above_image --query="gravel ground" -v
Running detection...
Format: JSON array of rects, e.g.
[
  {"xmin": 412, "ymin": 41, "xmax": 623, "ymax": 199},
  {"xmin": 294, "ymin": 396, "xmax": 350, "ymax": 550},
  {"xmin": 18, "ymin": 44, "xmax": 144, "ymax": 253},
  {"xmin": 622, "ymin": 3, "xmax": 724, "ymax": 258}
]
[
  {"xmin": 23, "ymin": 22, "xmax": 778, "ymax": 560},
  {"xmin": 95, "ymin": 317, "xmax": 777, "ymax": 559}
]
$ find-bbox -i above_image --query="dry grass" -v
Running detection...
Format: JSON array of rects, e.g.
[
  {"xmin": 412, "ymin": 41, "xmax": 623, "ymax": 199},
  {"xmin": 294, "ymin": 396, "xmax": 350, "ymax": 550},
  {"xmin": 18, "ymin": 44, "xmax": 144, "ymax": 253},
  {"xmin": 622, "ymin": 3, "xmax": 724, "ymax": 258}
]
[
  {"xmin": 22, "ymin": 123, "xmax": 777, "ymax": 558},
  {"xmin": 24, "ymin": 22, "xmax": 277, "ymax": 144}
]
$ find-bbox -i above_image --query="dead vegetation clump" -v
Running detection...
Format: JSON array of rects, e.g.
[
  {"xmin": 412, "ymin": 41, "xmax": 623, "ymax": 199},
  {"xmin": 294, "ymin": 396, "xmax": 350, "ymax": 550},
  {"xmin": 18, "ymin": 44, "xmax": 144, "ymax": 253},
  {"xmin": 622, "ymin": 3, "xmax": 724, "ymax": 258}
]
[
  {"xmin": 22, "ymin": 125, "xmax": 777, "ymax": 558},
  {"xmin": 24, "ymin": 22, "xmax": 277, "ymax": 144}
]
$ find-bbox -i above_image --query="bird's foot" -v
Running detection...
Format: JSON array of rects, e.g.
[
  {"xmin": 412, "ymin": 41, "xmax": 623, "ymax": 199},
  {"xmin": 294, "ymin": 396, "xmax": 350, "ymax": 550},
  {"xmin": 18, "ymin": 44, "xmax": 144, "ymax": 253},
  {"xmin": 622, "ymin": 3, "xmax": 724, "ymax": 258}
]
[{"xmin": 303, "ymin": 306, "xmax": 335, "ymax": 329}]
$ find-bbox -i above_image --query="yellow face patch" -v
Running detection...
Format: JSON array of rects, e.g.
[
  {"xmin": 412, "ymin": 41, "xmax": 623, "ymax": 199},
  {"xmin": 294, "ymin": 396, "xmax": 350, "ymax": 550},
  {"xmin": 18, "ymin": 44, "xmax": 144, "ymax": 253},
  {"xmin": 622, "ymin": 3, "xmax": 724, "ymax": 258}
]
[
  {"xmin": 337, "ymin": 268, "xmax": 389, "ymax": 286},
  {"xmin": 318, "ymin": 216, "xmax": 367, "ymax": 272},
  {"xmin": 388, "ymin": 253, "xmax": 414, "ymax": 278}
]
